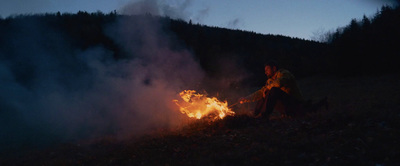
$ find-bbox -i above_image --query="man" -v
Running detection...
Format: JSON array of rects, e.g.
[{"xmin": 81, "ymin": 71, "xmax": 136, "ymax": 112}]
[{"xmin": 240, "ymin": 60, "xmax": 316, "ymax": 118}]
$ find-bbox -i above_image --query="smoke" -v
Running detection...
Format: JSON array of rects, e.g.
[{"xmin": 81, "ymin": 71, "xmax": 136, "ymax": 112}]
[
  {"xmin": 193, "ymin": 7, "xmax": 210, "ymax": 23},
  {"xmin": 120, "ymin": 0, "xmax": 161, "ymax": 16},
  {"xmin": 119, "ymin": 0, "xmax": 208, "ymax": 22},
  {"xmin": 227, "ymin": 18, "xmax": 245, "ymax": 29},
  {"xmin": 118, "ymin": 1, "xmax": 250, "ymax": 102},
  {"xmin": 0, "ymin": 13, "xmax": 204, "ymax": 151},
  {"xmin": 161, "ymin": 0, "xmax": 192, "ymax": 20}
]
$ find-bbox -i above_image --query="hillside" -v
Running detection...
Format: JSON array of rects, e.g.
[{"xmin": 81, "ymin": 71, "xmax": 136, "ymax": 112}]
[
  {"xmin": 0, "ymin": 12, "xmax": 329, "ymax": 112},
  {"xmin": 1, "ymin": 74, "xmax": 399, "ymax": 165},
  {"xmin": 1, "ymin": 5, "xmax": 399, "ymax": 79},
  {"xmin": 0, "ymin": 12, "xmax": 327, "ymax": 79}
]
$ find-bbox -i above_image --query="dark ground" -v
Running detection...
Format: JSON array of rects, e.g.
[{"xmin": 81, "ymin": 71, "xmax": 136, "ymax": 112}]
[{"xmin": 1, "ymin": 74, "xmax": 400, "ymax": 165}]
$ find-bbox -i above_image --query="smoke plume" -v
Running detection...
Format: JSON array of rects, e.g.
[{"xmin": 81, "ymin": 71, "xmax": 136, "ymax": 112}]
[
  {"xmin": 0, "ymin": 13, "xmax": 204, "ymax": 151},
  {"xmin": 227, "ymin": 18, "xmax": 245, "ymax": 29},
  {"xmin": 120, "ymin": 0, "xmax": 207, "ymax": 22}
]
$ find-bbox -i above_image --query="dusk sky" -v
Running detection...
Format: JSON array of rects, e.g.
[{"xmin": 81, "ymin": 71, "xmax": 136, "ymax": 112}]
[{"xmin": 0, "ymin": 0, "xmax": 398, "ymax": 40}]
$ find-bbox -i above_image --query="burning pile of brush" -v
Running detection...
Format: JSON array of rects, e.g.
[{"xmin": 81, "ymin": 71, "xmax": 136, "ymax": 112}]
[{"xmin": 173, "ymin": 90, "xmax": 235, "ymax": 120}]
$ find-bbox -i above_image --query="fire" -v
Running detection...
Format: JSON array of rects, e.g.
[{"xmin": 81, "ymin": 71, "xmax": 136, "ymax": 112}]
[{"xmin": 173, "ymin": 90, "xmax": 235, "ymax": 120}]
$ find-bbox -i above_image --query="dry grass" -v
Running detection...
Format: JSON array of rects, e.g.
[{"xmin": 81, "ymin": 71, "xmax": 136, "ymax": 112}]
[{"xmin": 1, "ymin": 74, "xmax": 400, "ymax": 165}]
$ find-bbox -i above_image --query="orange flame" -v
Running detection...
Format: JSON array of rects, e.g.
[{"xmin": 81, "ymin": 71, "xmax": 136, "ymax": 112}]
[{"xmin": 173, "ymin": 90, "xmax": 235, "ymax": 120}]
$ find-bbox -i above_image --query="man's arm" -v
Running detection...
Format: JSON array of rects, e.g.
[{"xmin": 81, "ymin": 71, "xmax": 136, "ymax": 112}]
[
  {"xmin": 273, "ymin": 70, "xmax": 293, "ymax": 87},
  {"xmin": 240, "ymin": 86, "xmax": 268, "ymax": 103}
]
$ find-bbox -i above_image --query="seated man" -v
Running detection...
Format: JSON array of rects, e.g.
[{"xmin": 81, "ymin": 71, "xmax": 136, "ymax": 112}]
[{"xmin": 240, "ymin": 60, "xmax": 324, "ymax": 118}]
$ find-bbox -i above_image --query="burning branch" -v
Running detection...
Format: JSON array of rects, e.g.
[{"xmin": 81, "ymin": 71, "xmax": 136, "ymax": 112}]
[{"xmin": 173, "ymin": 90, "xmax": 235, "ymax": 120}]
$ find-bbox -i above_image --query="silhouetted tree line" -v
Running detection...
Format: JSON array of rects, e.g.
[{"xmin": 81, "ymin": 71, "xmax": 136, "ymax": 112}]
[
  {"xmin": 1, "ymin": 5, "xmax": 398, "ymax": 86},
  {"xmin": 0, "ymin": 11, "xmax": 120, "ymax": 57},
  {"xmin": 324, "ymin": 5, "xmax": 400, "ymax": 76},
  {"xmin": 168, "ymin": 19, "xmax": 328, "ymax": 82},
  {"xmin": 0, "ymin": 11, "xmax": 326, "ymax": 90}
]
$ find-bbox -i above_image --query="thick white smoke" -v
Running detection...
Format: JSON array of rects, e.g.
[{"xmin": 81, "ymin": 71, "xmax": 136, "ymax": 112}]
[{"xmin": 0, "ymin": 13, "xmax": 204, "ymax": 151}]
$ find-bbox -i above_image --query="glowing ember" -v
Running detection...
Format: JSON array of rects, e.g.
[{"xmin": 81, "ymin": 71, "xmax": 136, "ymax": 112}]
[{"xmin": 173, "ymin": 90, "xmax": 235, "ymax": 120}]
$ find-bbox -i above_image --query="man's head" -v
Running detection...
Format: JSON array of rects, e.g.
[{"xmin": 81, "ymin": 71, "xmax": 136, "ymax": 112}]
[{"xmin": 264, "ymin": 60, "xmax": 279, "ymax": 78}]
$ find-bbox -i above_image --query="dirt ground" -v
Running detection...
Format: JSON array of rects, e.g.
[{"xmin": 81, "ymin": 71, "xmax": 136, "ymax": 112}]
[{"xmin": 1, "ymin": 74, "xmax": 400, "ymax": 165}]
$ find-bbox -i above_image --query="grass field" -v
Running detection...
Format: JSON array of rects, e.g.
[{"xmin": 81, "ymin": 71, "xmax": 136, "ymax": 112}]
[{"xmin": 1, "ymin": 74, "xmax": 400, "ymax": 165}]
